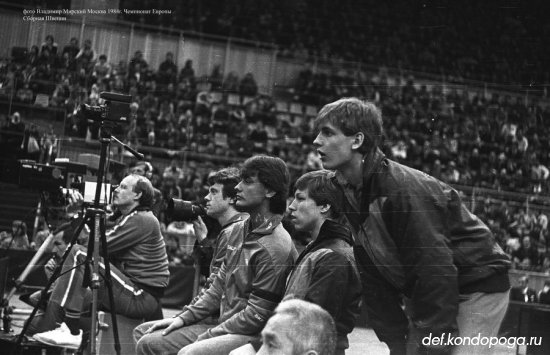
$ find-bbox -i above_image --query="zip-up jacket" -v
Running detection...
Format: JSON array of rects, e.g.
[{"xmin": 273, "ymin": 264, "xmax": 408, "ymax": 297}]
[
  {"xmin": 190, "ymin": 212, "xmax": 249, "ymax": 306},
  {"xmin": 335, "ymin": 148, "xmax": 511, "ymax": 354},
  {"xmin": 284, "ymin": 219, "xmax": 362, "ymax": 351},
  {"xmin": 178, "ymin": 214, "xmax": 298, "ymax": 338},
  {"xmin": 105, "ymin": 209, "xmax": 170, "ymax": 295}
]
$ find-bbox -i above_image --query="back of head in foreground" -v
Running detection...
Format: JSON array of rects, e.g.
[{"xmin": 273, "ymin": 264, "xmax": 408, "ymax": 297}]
[{"xmin": 257, "ymin": 299, "xmax": 337, "ymax": 355}]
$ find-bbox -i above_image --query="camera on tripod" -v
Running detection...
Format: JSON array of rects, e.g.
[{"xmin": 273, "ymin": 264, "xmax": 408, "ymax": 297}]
[
  {"xmin": 18, "ymin": 160, "xmax": 113, "ymax": 208},
  {"xmin": 166, "ymin": 198, "xmax": 206, "ymax": 222},
  {"xmin": 80, "ymin": 92, "xmax": 132, "ymax": 124}
]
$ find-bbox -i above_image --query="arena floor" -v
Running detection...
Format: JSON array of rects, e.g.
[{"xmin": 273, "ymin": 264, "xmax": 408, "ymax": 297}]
[{"xmin": 7, "ymin": 296, "xmax": 517, "ymax": 355}]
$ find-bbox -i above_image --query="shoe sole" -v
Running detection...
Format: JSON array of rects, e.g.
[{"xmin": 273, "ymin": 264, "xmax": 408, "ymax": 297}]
[{"xmin": 32, "ymin": 335, "xmax": 80, "ymax": 350}]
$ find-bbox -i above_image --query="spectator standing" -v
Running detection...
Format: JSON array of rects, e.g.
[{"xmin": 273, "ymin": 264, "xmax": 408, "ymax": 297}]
[
  {"xmin": 239, "ymin": 73, "xmax": 258, "ymax": 96},
  {"xmin": 312, "ymin": 98, "xmax": 511, "ymax": 355},
  {"xmin": 92, "ymin": 55, "xmax": 112, "ymax": 83},
  {"xmin": 62, "ymin": 38, "xmax": 80, "ymax": 62},
  {"xmin": 75, "ymin": 39, "xmax": 95, "ymax": 74},
  {"xmin": 158, "ymin": 52, "xmax": 178, "ymax": 86},
  {"xmin": 40, "ymin": 35, "xmax": 58, "ymax": 56}
]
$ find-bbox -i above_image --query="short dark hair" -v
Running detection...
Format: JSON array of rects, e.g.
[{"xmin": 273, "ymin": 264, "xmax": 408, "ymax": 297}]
[
  {"xmin": 314, "ymin": 97, "xmax": 383, "ymax": 154},
  {"xmin": 295, "ymin": 170, "xmax": 341, "ymax": 218},
  {"xmin": 241, "ymin": 155, "xmax": 290, "ymax": 214},
  {"xmin": 132, "ymin": 174, "xmax": 155, "ymax": 208},
  {"xmin": 207, "ymin": 167, "xmax": 241, "ymax": 200}
]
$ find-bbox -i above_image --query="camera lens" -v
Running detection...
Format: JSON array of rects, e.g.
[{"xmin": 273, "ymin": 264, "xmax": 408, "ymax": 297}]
[{"xmin": 166, "ymin": 198, "xmax": 205, "ymax": 221}]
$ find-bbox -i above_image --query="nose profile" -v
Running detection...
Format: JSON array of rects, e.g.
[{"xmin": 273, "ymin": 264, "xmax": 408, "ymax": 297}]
[
  {"xmin": 313, "ymin": 134, "xmax": 322, "ymax": 147},
  {"xmin": 288, "ymin": 199, "xmax": 296, "ymax": 211}
]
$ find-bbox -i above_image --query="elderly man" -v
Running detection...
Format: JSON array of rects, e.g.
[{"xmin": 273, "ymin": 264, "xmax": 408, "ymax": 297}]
[
  {"xmin": 257, "ymin": 299, "xmax": 337, "ymax": 355},
  {"xmin": 30, "ymin": 174, "xmax": 170, "ymax": 350}
]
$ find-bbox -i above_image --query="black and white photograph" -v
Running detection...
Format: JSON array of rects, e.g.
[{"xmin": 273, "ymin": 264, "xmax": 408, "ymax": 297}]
[{"xmin": 0, "ymin": 0, "xmax": 549, "ymax": 354}]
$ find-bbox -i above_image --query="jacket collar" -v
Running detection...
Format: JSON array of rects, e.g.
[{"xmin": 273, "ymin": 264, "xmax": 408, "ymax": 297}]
[
  {"xmin": 315, "ymin": 219, "xmax": 354, "ymax": 246},
  {"xmin": 295, "ymin": 220, "xmax": 354, "ymax": 266},
  {"xmin": 246, "ymin": 214, "xmax": 283, "ymax": 237},
  {"xmin": 222, "ymin": 212, "xmax": 248, "ymax": 229},
  {"xmin": 361, "ymin": 148, "xmax": 386, "ymax": 187}
]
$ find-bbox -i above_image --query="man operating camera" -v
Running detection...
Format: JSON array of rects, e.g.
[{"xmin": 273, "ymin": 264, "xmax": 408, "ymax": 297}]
[
  {"xmin": 29, "ymin": 174, "xmax": 170, "ymax": 350},
  {"xmin": 134, "ymin": 166, "xmax": 248, "ymax": 354}
]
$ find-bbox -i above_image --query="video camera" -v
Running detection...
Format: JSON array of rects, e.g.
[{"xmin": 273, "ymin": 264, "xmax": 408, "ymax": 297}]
[
  {"xmin": 17, "ymin": 160, "xmax": 113, "ymax": 207},
  {"xmin": 166, "ymin": 198, "xmax": 206, "ymax": 222},
  {"xmin": 80, "ymin": 92, "xmax": 132, "ymax": 124}
]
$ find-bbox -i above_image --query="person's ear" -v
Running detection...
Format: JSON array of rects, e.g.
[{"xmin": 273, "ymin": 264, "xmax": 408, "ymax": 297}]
[
  {"xmin": 134, "ymin": 190, "xmax": 142, "ymax": 202},
  {"xmin": 351, "ymin": 132, "xmax": 365, "ymax": 151},
  {"xmin": 320, "ymin": 203, "xmax": 331, "ymax": 215},
  {"xmin": 265, "ymin": 190, "xmax": 276, "ymax": 199},
  {"xmin": 303, "ymin": 350, "xmax": 319, "ymax": 355}
]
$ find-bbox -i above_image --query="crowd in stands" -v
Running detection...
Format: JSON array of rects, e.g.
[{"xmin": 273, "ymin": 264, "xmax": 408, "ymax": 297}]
[
  {"xmin": 294, "ymin": 67, "xmax": 550, "ymax": 196},
  {"xmin": 1, "ymin": 32, "xmax": 550, "ymax": 274},
  {"xmin": 117, "ymin": 0, "xmax": 550, "ymax": 89}
]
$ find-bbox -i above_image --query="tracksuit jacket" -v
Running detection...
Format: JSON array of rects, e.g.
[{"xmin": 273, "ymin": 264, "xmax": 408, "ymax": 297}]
[
  {"xmin": 190, "ymin": 212, "xmax": 249, "ymax": 305},
  {"xmin": 335, "ymin": 148, "xmax": 511, "ymax": 354},
  {"xmin": 284, "ymin": 219, "xmax": 362, "ymax": 351},
  {"xmin": 104, "ymin": 208, "xmax": 170, "ymax": 296},
  {"xmin": 178, "ymin": 214, "xmax": 298, "ymax": 339}
]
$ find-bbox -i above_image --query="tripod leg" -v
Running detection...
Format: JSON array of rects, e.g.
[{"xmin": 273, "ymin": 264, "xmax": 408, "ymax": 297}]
[
  {"xmin": 99, "ymin": 216, "xmax": 121, "ymax": 355},
  {"xmin": 89, "ymin": 213, "xmax": 100, "ymax": 355}
]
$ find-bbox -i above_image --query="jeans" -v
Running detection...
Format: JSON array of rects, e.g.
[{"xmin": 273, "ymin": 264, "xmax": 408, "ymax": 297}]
[
  {"xmin": 406, "ymin": 290, "xmax": 510, "ymax": 355},
  {"xmin": 134, "ymin": 319, "xmax": 259, "ymax": 355}
]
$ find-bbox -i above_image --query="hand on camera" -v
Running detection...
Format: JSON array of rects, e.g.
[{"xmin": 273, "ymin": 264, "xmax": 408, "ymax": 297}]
[{"xmin": 64, "ymin": 189, "xmax": 84, "ymax": 215}]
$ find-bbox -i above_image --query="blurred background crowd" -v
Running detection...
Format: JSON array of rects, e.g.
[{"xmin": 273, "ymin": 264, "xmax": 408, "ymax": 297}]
[{"xmin": 1, "ymin": 0, "xmax": 550, "ymax": 275}]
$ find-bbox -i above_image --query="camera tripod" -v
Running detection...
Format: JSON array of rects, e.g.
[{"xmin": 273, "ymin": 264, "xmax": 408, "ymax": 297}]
[{"xmin": 14, "ymin": 125, "xmax": 143, "ymax": 355}]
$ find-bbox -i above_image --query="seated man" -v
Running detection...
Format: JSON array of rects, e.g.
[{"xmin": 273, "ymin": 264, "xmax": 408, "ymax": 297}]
[
  {"xmin": 231, "ymin": 170, "xmax": 362, "ymax": 355},
  {"xmin": 257, "ymin": 299, "xmax": 337, "ymax": 355},
  {"xmin": 30, "ymin": 174, "xmax": 170, "ymax": 349},
  {"xmin": 24, "ymin": 222, "xmax": 82, "ymax": 308},
  {"xmin": 134, "ymin": 156, "xmax": 298, "ymax": 355},
  {"xmin": 134, "ymin": 166, "xmax": 248, "ymax": 344}
]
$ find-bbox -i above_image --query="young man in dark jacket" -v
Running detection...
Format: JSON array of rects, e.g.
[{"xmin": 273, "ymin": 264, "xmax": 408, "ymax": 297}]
[
  {"xmin": 230, "ymin": 170, "xmax": 361, "ymax": 355},
  {"xmin": 312, "ymin": 98, "xmax": 511, "ymax": 355},
  {"xmin": 284, "ymin": 170, "xmax": 361, "ymax": 354}
]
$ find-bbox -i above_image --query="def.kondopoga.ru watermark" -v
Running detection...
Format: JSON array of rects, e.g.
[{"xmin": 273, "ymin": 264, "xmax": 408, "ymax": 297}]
[{"xmin": 422, "ymin": 333, "xmax": 543, "ymax": 349}]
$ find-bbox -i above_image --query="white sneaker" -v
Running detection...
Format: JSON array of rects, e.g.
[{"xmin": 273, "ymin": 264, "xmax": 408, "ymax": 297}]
[{"xmin": 32, "ymin": 322, "xmax": 82, "ymax": 350}]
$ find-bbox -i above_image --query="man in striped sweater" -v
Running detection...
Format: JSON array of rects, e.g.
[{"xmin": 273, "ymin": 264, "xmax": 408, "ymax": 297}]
[{"xmin": 29, "ymin": 174, "xmax": 170, "ymax": 350}]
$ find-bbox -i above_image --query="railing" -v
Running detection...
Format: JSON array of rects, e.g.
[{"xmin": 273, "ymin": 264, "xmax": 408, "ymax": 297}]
[{"xmin": 1, "ymin": 2, "xmax": 549, "ymax": 108}]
